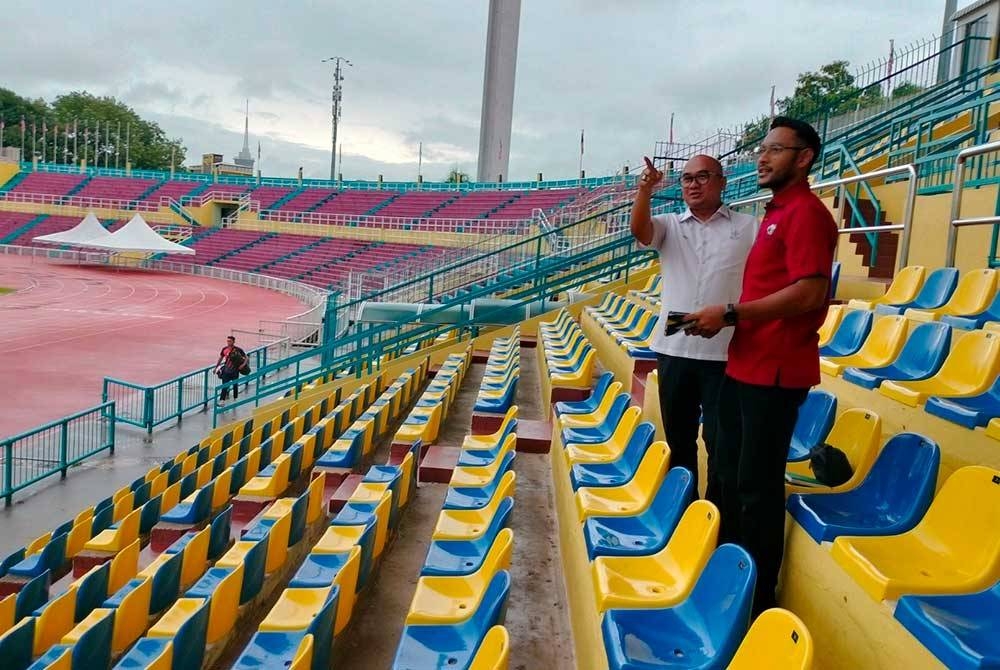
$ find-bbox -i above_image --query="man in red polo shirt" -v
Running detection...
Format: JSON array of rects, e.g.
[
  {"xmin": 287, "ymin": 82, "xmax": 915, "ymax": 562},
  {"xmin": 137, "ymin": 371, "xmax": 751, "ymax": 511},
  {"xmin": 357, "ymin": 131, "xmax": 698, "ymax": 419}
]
[{"xmin": 686, "ymin": 116, "xmax": 838, "ymax": 616}]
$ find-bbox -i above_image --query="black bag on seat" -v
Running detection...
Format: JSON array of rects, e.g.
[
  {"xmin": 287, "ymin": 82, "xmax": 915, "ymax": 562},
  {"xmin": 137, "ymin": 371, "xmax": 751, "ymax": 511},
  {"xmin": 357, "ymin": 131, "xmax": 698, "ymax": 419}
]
[{"xmin": 808, "ymin": 443, "xmax": 853, "ymax": 487}]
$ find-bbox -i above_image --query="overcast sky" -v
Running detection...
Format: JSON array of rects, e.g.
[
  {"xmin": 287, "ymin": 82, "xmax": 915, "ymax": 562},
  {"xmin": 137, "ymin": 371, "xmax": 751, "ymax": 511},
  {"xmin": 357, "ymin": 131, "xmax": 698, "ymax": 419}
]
[{"xmin": 2, "ymin": 0, "xmax": 953, "ymax": 181}]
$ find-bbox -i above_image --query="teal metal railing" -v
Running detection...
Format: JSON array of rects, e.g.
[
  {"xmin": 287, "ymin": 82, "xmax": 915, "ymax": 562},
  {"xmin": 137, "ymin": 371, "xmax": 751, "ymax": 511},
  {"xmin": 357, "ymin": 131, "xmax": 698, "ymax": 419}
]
[
  {"xmin": 103, "ymin": 340, "xmax": 284, "ymax": 434},
  {"xmin": 1, "ymin": 402, "xmax": 116, "ymax": 506}
]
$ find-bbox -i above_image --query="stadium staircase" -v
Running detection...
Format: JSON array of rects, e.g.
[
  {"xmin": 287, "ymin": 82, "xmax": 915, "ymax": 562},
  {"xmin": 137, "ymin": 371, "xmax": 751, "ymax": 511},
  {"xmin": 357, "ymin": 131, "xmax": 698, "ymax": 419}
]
[{"xmin": 0, "ymin": 214, "xmax": 50, "ymax": 244}]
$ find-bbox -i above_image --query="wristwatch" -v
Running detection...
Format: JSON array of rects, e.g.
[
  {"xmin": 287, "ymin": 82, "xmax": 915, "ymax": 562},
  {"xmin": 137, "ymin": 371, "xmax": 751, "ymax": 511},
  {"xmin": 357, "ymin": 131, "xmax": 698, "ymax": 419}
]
[{"xmin": 723, "ymin": 303, "xmax": 739, "ymax": 326}]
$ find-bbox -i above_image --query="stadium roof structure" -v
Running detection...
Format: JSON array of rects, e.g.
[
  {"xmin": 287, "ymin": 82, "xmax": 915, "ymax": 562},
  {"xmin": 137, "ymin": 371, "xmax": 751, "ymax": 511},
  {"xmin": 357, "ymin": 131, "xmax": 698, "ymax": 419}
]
[
  {"xmin": 32, "ymin": 212, "xmax": 113, "ymax": 247},
  {"xmin": 37, "ymin": 213, "xmax": 196, "ymax": 255}
]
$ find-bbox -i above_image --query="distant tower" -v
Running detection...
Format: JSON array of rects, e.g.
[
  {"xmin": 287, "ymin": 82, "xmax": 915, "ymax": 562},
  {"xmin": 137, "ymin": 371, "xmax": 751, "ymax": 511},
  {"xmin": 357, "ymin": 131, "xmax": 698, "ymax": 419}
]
[
  {"xmin": 476, "ymin": 0, "xmax": 521, "ymax": 183},
  {"xmin": 234, "ymin": 100, "xmax": 255, "ymax": 170}
]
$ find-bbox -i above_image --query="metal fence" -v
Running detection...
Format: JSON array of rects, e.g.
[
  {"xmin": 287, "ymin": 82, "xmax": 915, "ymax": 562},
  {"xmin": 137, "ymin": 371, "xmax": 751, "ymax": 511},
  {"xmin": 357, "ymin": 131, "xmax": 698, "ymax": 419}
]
[{"xmin": 0, "ymin": 402, "xmax": 115, "ymax": 506}]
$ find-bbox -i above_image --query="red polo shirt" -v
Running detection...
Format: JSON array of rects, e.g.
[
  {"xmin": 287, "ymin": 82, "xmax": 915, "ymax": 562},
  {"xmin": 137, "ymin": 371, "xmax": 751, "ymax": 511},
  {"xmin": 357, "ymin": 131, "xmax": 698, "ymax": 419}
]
[{"xmin": 727, "ymin": 179, "xmax": 838, "ymax": 388}]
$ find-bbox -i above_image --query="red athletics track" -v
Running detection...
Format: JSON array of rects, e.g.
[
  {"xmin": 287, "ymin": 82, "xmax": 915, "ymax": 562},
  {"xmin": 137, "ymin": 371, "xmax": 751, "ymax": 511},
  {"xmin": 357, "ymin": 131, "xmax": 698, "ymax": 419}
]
[{"xmin": 0, "ymin": 255, "xmax": 310, "ymax": 438}]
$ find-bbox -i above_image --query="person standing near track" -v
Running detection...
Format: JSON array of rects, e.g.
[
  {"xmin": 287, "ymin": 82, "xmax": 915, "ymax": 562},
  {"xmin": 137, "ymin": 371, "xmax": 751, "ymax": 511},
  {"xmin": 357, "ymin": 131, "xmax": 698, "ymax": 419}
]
[{"xmin": 215, "ymin": 334, "xmax": 247, "ymax": 404}]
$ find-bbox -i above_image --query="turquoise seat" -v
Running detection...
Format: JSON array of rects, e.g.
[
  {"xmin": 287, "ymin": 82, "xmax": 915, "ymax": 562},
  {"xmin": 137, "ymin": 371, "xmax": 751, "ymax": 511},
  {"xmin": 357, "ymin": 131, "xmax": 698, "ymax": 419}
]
[
  {"xmin": 819, "ymin": 309, "xmax": 873, "ymax": 358},
  {"xmin": 571, "ymin": 422, "xmax": 655, "ymax": 489},
  {"xmin": 786, "ymin": 390, "xmax": 837, "ymax": 462},
  {"xmin": 843, "ymin": 321, "xmax": 951, "ymax": 390},
  {"xmin": 444, "ymin": 452, "xmax": 516, "ymax": 510},
  {"xmin": 602, "ymin": 544, "xmax": 756, "ymax": 670},
  {"xmin": 561, "ymin": 394, "xmax": 631, "ymax": 444},
  {"xmin": 874, "ymin": 267, "xmax": 959, "ymax": 315},
  {"xmin": 421, "ymin": 499, "xmax": 514, "ymax": 577}
]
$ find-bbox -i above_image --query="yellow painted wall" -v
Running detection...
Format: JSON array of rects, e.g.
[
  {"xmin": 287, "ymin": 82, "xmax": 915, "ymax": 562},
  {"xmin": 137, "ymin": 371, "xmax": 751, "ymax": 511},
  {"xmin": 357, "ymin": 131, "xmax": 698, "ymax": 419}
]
[
  {"xmin": 230, "ymin": 214, "xmax": 500, "ymax": 248},
  {"xmin": 0, "ymin": 200, "xmax": 178, "ymax": 225},
  {"xmin": 0, "ymin": 162, "xmax": 19, "ymax": 189}
]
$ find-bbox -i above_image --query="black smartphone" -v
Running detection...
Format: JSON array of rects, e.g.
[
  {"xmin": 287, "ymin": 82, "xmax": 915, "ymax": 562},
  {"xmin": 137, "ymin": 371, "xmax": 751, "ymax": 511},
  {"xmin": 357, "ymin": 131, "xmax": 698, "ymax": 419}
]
[{"xmin": 664, "ymin": 311, "xmax": 694, "ymax": 336}]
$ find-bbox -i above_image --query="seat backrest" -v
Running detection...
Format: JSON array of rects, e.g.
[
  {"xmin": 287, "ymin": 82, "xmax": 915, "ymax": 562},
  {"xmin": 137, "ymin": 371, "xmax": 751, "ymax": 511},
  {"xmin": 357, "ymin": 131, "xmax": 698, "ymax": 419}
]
[
  {"xmin": 921, "ymin": 466, "xmax": 1000, "ymax": 567},
  {"xmin": 946, "ymin": 269, "xmax": 997, "ymax": 314},
  {"xmin": 859, "ymin": 315, "xmax": 909, "ymax": 360},
  {"xmin": 863, "ymin": 433, "xmax": 939, "ymax": 523},
  {"xmin": 893, "ymin": 322, "xmax": 952, "ymax": 377},
  {"xmin": 728, "ymin": 607, "xmax": 813, "ymax": 670},
  {"xmin": 936, "ymin": 329, "xmax": 1000, "ymax": 387},
  {"xmin": 619, "ymin": 422, "xmax": 656, "ymax": 472},
  {"xmin": 663, "ymin": 499, "xmax": 720, "ymax": 579},
  {"xmin": 883, "ymin": 265, "xmax": 926, "ymax": 304},
  {"xmin": 469, "ymin": 625, "xmax": 510, "ymax": 670},
  {"xmin": 625, "ymin": 441, "xmax": 671, "ymax": 498},
  {"xmin": 818, "ymin": 305, "xmax": 844, "ymax": 347},
  {"xmin": 686, "ymin": 543, "xmax": 756, "ymax": 649},
  {"xmin": 830, "ymin": 261, "xmax": 841, "ymax": 299},
  {"xmin": 911, "ymin": 267, "xmax": 959, "ymax": 309},
  {"xmin": 467, "ymin": 570, "xmax": 512, "ymax": 633},
  {"xmin": 825, "ymin": 309, "xmax": 873, "ymax": 355},
  {"xmin": 792, "ymin": 390, "xmax": 837, "ymax": 454},
  {"xmin": 603, "ymin": 407, "xmax": 643, "ymax": 448},
  {"xmin": 826, "ymin": 408, "xmax": 882, "ymax": 474},
  {"xmin": 647, "ymin": 466, "xmax": 696, "ymax": 539}
]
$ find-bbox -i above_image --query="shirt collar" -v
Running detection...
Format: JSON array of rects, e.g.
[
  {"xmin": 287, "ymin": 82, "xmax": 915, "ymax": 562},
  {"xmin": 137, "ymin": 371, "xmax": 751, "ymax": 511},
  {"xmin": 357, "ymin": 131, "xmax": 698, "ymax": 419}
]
[
  {"xmin": 679, "ymin": 205, "xmax": 732, "ymax": 223},
  {"xmin": 766, "ymin": 178, "xmax": 811, "ymax": 209}
]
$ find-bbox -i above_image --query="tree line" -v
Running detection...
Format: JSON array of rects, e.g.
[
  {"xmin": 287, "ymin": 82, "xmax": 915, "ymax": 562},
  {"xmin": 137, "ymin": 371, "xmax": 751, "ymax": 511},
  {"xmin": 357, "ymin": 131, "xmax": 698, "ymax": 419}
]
[{"xmin": 0, "ymin": 88, "xmax": 186, "ymax": 171}]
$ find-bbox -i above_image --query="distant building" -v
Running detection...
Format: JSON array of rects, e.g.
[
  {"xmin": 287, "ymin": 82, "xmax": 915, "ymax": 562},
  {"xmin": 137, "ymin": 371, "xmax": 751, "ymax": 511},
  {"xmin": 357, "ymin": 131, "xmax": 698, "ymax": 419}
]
[
  {"xmin": 187, "ymin": 101, "xmax": 255, "ymax": 177},
  {"xmin": 233, "ymin": 100, "xmax": 255, "ymax": 171}
]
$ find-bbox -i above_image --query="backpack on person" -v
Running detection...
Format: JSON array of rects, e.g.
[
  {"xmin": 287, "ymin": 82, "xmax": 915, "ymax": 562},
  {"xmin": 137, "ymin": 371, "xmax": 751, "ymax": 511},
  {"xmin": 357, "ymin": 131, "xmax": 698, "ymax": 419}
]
[{"xmin": 232, "ymin": 347, "xmax": 251, "ymax": 375}]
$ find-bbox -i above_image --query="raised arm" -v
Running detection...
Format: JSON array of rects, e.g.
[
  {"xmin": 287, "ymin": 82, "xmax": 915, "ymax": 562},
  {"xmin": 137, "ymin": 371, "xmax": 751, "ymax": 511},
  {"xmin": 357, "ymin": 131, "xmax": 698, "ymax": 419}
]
[{"xmin": 630, "ymin": 156, "xmax": 663, "ymax": 246}]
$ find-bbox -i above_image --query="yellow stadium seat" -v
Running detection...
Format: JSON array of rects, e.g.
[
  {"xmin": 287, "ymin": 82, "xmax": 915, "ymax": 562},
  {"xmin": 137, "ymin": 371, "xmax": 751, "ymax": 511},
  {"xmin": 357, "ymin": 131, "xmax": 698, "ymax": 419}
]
[
  {"xmin": 450, "ymin": 440, "xmax": 515, "ymax": 488},
  {"xmin": 407, "ymin": 529, "xmax": 513, "ymax": 624},
  {"xmin": 179, "ymin": 526, "xmax": 210, "ymax": 591},
  {"xmin": 551, "ymin": 349, "xmax": 597, "ymax": 388},
  {"xmin": 785, "ymin": 409, "xmax": 882, "ymax": 494},
  {"xmin": 263, "ymin": 512, "xmax": 292, "ymax": 574},
  {"xmin": 591, "ymin": 500, "xmax": 719, "ymax": 612},
  {"xmin": 878, "ymin": 330, "xmax": 1000, "ymax": 406},
  {"xmin": 211, "ymin": 468, "xmax": 233, "ymax": 511},
  {"xmin": 728, "ymin": 608, "xmax": 814, "ymax": 670},
  {"xmin": 148, "ymin": 598, "xmax": 206, "ymax": 638},
  {"xmin": 314, "ymin": 525, "xmax": 367, "ymax": 554},
  {"xmin": 330, "ymin": 546, "xmax": 361, "ymax": 634},
  {"xmin": 817, "ymin": 305, "xmax": 844, "ymax": 348},
  {"xmin": 0, "ymin": 594, "xmax": 14, "ymax": 636},
  {"xmin": 468, "ymin": 625, "xmax": 510, "ymax": 670},
  {"xmin": 205, "ymin": 563, "xmax": 244, "ymax": 644},
  {"xmin": 260, "ymin": 586, "xmax": 334, "ymax": 631},
  {"xmin": 564, "ymin": 407, "xmax": 643, "ymax": 464},
  {"xmin": 109, "ymin": 539, "xmax": 141, "ymax": 594},
  {"xmin": 110, "ymin": 576, "xmax": 152, "ymax": 654},
  {"xmin": 84, "ymin": 507, "xmax": 141, "ymax": 554},
  {"xmin": 305, "ymin": 473, "xmax": 326, "ymax": 525},
  {"xmin": 239, "ymin": 453, "xmax": 292, "ymax": 499},
  {"xmin": 433, "ymin": 488, "xmax": 511, "ymax": 540},
  {"xmin": 463, "ymin": 407, "xmax": 518, "ymax": 451},
  {"xmin": 820, "ymin": 315, "xmax": 908, "ymax": 376},
  {"xmin": 986, "ymin": 417, "xmax": 1000, "ymax": 442},
  {"xmin": 290, "ymin": 635, "xmax": 314, "ymax": 670},
  {"xmin": 905, "ymin": 268, "xmax": 997, "ymax": 322},
  {"xmin": 33, "ymin": 587, "xmax": 77, "ymax": 655},
  {"xmin": 847, "ymin": 265, "xmax": 926, "ymax": 311},
  {"xmin": 832, "ymin": 466, "xmax": 1000, "ymax": 602},
  {"xmin": 557, "ymin": 384, "xmax": 626, "ymax": 428},
  {"xmin": 575, "ymin": 441, "xmax": 670, "ymax": 520}
]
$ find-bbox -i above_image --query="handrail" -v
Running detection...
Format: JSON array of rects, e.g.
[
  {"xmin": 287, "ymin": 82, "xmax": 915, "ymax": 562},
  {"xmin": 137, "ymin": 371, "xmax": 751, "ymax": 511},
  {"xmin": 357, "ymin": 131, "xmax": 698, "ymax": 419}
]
[
  {"xmin": 945, "ymin": 139, "xmax": 1000, "ymax": 266},
  {"xmin": 730, "ymin": 163, "xmax": 918, "ymax": 270}
]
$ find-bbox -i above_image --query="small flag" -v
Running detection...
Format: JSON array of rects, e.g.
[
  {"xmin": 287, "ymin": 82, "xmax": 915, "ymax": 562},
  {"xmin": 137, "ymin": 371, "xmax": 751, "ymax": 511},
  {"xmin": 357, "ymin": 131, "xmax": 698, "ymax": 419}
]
[{"xmin": 580, "ymin": 129, "xmax": 585, "ymax": 156}]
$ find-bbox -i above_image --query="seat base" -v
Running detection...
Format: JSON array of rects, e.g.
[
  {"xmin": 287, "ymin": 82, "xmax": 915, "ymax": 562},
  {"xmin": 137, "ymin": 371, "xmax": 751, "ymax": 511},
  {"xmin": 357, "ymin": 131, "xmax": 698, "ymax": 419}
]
[
  {"xmin": 72, "ymin": 550, "xmax": 115, "ymax": 579},
  {"xmin": 419, "ymin": 446, "xmax": 461, "ymax": 484},
  {"xmin": 150, "ymin": 521, "xmax": 204, "ymax": 554},
  {"xmin": 471, "ymin": 412, "xmax": 506, "ymax": 435},
  {"xmin": 513, "ymin": 419, "xmax": 553, "ymax": 453},
  {"xmin": 327, "ymin": 475, "xmax": 365, "ymax": 514}
]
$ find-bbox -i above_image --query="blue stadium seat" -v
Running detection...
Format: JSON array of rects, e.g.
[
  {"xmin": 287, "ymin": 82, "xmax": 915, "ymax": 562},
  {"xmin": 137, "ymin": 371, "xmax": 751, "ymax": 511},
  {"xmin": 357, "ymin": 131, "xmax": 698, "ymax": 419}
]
[
  {"xmin": 787, "ymin": 433, "xmax": 940, "ymax": 543},
  {"xmin": 786, "ymin": 390, "xmax": 837, "ymax": 462},
  {"xmin": 874, "ymin": 267, "xmax": 959, "ymax": 315},
  {"xmin": 561, "ymin": 394, "xmax": 631, "ymax": 444},
  {"xmin": 895, "ymin": 581, "xmax": 1000, "ymax": 670},
  {"xmin": 842, "ymin": 322, "xmax": 951, "ymax": 390},
  {"xmin": 570, "ymin": 422, "xmax": 656, "ymax": 489},
  {"xmin": 7, "ymin": 532, "xmax": 68, "ymax": 580},
  {"xmin": 554, "ymin": 372, "xmax": 615, "ymax": 417},
  {"xmin": 583, "ymin": 467, "xmax": 695, "ymax": 560},
  {"xmin": 392, "ymin": 570, "xmax": 510, "ymax": 670},
  {"xmin": 421, "ymin": 498, "xmax": 514, "ymax": 577},
  {"xmin": 0, "ymin": 617, "xmax": 33, "ymax": 670},
  {"xmin": 444, "ymin": 453, "xmax": 515, "ymax": 510},
  {"xmin": 819, "ymin": 309, "xmax": 873, "ymax": 358},
  {"xmin": 601, "ymin": 544, "xmax": 756, "ymax": 670},
  {"xmin": 925, "ymin": 374, "xmax": 1000, "ymax": 429}
]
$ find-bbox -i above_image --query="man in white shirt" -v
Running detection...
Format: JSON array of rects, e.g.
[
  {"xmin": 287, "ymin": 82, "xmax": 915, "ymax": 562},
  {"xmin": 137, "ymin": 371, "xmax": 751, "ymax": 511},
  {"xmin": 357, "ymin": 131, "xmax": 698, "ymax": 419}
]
[{"xmin": 630, "ymin": 154, "xmax": 757, "ymax": 500}]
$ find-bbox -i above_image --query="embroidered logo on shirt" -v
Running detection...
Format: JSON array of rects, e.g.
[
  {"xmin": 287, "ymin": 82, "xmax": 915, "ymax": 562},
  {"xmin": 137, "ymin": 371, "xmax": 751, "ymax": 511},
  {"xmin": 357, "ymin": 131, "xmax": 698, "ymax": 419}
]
[{"xmin": 766, "ymin": 223, "xmax": 777, "ymax": 235}]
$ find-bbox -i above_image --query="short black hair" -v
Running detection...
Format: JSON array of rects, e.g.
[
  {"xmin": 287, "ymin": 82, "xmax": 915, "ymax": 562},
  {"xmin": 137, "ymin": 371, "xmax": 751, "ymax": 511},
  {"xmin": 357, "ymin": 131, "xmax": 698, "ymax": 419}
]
[{"xmin": 770, "ymin": 116, "xmax": 821, "ymax": 171}]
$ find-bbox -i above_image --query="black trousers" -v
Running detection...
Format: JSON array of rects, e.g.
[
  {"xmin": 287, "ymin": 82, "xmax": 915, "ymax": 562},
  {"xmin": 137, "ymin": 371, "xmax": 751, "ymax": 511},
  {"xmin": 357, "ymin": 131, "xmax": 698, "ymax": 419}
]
[
  {"xmin": 656, "ymin": 354, "xmax": 727, "ymax": 501},
  {"xmin": 714, "ymin": 375, "xmax": 807, "ymax": 616},
  {"xmin": 220, "ymin": 370, "xmax": 240, "ymax": 400}
]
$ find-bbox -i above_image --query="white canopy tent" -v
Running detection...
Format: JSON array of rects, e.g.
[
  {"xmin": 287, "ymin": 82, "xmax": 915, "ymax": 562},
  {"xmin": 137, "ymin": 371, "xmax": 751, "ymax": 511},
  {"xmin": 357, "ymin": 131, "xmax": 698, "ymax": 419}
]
[
  {"xmin": 85, "ymin": 214, "xmax": 195, "ymax": 255},
  {"xmin": 32, "ymin": 212, "xmax": 113, "ymax": 247},
  {"xmin": 34, "ymin": 213, "xmax": 195, "ymax": 255}
]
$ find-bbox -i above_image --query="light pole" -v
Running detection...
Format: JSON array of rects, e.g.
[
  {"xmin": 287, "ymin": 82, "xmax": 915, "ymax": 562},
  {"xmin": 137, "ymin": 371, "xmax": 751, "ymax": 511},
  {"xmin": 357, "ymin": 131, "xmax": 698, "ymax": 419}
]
[{"xmin": 322, "ymin": 56, "xmax": 351, "ymax": 180}]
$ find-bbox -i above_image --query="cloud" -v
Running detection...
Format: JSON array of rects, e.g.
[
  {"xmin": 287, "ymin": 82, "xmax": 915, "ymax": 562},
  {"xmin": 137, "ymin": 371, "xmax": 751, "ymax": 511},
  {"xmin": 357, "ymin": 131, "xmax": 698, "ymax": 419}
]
[{"xmin": 3, "ymin": 0, "xmax": 947, "ymax": 181}]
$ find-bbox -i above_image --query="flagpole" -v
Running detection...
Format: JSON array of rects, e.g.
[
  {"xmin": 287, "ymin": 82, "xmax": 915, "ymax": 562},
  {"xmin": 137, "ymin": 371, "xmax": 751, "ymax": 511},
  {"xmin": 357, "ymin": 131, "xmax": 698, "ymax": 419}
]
[
  {"xmin": 418, "ymin": 141, "xmax": 422, "ymax": 181},
  {"xmin": 32, "ymin": 121, "xmax": 37, "ymax": 163},
  {"xmin": 73, "ymin": 119, "xmax": 78, "ymax": 164},
  {"xmin": 115, "ymin": 120, "xmax": 121, "ymax": 169},
  {"xmin": 579, "ymin": 129, "xmax": 584, "ymax": 180},
  {"xmin": 20, "ymin": 116, "xmax": 25, "ymax": 162},
  {"xmin": 52, "ymin": 123, "xmax": 57, "ymax": 163},
  {"xmin": 125, "ymin": 122, "xmax": 130, "ymax": 165},
  {"xmin": 0, "ymin": 119, "xmax": 5, "ymax": 154}
]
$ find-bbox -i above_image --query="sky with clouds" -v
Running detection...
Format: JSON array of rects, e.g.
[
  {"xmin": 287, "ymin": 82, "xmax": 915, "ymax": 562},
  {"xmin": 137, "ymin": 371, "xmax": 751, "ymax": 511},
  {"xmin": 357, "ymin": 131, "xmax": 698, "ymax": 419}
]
[{"xmin": 1, "ymin": 0, "xmax": 955, "ymax": 181}]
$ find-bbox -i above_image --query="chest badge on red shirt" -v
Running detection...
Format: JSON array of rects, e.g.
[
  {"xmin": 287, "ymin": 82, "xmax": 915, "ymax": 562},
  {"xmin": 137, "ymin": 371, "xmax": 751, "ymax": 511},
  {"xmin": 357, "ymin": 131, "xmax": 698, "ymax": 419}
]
[{"xmin": 766, "ymin": 223, "xmax": 777, "ymax": 235}]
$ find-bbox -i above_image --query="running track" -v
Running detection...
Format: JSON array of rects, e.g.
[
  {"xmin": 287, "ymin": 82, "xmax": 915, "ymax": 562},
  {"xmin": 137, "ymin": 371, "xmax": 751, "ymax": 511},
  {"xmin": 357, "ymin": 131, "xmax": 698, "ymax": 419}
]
[{"xmin": 0, "ymin": 255, "xmax": 310, "ymax": 438}]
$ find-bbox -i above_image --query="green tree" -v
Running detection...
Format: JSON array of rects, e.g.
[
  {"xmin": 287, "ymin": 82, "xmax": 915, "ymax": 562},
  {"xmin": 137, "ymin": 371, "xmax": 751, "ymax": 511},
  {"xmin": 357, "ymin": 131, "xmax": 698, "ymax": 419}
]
[
  {"xmin": 891, "ymin": 81, "xmax": 925, "ymax": 99},
  {"xmin": 0, "ymin": 88, "xmax": 49, "ymax": 158},
  {"xmin": 50, "ymin": 92, "xmax": 186, "ymax": 170},
  {"xmin": 444, "ymin": 168, "xmax": 469, "ymax": 183}
]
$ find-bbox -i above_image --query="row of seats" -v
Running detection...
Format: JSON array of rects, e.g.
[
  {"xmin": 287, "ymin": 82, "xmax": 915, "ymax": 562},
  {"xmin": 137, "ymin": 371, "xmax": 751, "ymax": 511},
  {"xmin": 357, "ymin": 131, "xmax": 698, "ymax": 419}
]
[
  {"xmin": 393, "ymin": 349, "xmax": 472, "ymax": 448},
  {"xmin": 392, "ymin": 411, "xmax": 518, "ymax": 669},
  {"xmin": 820, "ymin": 307, "xmax": 1000, "ymax": 435},
  {"xmin": 233, "ymin": 444, "xmax": 420, "ymax": 669},
  {"xmin": 626, "ymin": 274, "xmax": 661, "ymax": 309},
  {"xmin": 473, "ymin": 329, "xmax": 520, "ymax": 415},
  {"xmin": 584, "ymin": 294, "xmax": 657, "ymax": 360},
  {"xmin": 548, "ymin": 380, "xmax": 814, "ymax": 668},
  {"xmin": 537, "ymin": 311, "xmax": 598, "ymax": 390}
]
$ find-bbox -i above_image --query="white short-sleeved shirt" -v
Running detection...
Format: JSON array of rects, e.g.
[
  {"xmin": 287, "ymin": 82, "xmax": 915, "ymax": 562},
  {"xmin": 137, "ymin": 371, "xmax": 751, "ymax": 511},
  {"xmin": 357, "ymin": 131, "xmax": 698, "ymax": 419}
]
[{"xmin": 644, "ymin": 206, "xmax": 759, "ymax": 361}]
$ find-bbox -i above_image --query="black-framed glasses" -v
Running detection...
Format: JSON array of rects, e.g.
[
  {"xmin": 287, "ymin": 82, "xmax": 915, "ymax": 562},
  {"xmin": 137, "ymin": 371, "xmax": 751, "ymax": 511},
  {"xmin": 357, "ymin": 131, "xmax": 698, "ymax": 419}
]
[
  {"xmin": 679, "ymin": 171, "xmax": 722, "ymax": 186},
  {"xmin": 755, "ymin": 144, "xmax": 807, "ymax": 157}
]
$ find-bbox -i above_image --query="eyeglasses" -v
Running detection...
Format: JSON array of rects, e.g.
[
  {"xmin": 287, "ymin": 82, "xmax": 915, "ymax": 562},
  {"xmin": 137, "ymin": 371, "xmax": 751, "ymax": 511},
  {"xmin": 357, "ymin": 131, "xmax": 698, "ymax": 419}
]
[
  {"xmin": 679, "ymin": 171, "xmax": 721, "ymax": 186},
  {"xmin": 756, "ymin": 144, "xmax": 808, "ymax": 157}
]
